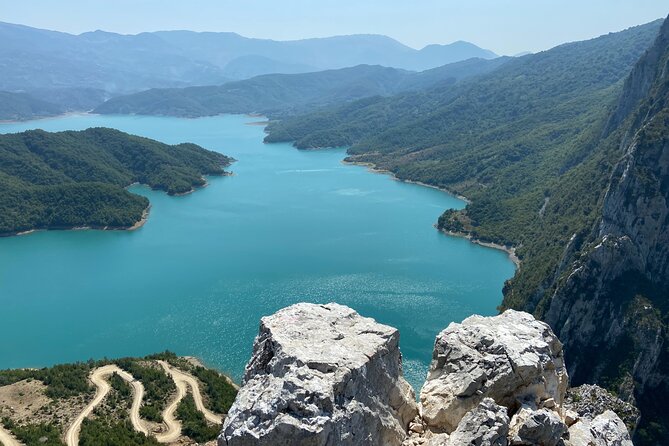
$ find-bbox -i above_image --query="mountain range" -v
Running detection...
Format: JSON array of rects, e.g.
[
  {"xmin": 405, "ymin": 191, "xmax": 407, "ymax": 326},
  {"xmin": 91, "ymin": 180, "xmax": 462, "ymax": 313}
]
[
  {"xmin": 0, "ymin": 20, "xmax": 496, "ymax": 103},
  {"xmin": 94, "ymin": 57, "xmax": 510, "ymax": 118}
]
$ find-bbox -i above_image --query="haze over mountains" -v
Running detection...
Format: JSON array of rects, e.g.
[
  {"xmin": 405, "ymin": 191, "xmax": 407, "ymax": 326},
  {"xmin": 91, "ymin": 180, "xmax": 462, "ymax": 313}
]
[
  {"xmin": 0, "ymin": 20, "xmax": 496, "ymax": 119},
  {"xmin": 95, "ymin": 57, "xmax": 510, "ymax": 118}
]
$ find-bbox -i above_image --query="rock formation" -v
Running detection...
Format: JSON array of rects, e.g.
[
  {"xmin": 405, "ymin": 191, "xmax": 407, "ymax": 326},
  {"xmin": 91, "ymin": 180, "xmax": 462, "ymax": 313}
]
[
  {"xmin": 419, "ymin": 310, "xmax": 568, "ymax": 433},
  {"xmin": 220, "ymin": 304, "xmax": 635, "ymax": 446},
  {"xmin": 219, "ymin": 303, "xmax": 418, "ymax": 446},
  {"xmin": 541, "ymin": 15, "xmax": 669, "ymax": 440}
]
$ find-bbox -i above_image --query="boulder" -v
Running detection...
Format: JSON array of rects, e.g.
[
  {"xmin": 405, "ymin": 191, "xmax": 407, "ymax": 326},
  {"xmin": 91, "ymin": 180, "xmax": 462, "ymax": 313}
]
[
  {"xmin": 446, "ymin": 398, "xmax": 509, "ymax": 446},
  {"xmin": 565, "ymin": 411, "xmax": 633, "ymax": 446},
  {"xmin": 420, "ymin": 310, "xmax": 569, "ymax": 432},
  {"xmin": 508, "ymin": 405, "xmax": 566, "ymax": 446},
  {"xmin": 219, "ymin": 303, "xmax": 418, "ymax": 446},
  {"xmin": 590, "ymin": 411, "xmax": 634, "ymax": 446},
  {"xmin": 564, "ymin": 385, "xmax": 639, "ymax": 431}
]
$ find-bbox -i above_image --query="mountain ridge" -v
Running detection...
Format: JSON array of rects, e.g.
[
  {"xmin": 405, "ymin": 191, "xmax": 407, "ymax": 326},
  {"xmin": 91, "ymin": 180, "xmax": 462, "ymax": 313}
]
[
  {"xmin": 94, "ymin": 58, "xmax": 510, "ymax": 118},
  {"xmin": 0, "ymin": 20, "xmax": 496, "ymax": 99}
]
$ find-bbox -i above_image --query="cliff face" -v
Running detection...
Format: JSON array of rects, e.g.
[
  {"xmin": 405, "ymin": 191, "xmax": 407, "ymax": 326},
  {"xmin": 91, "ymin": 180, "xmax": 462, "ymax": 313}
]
[
  {"xmin": 221, "ymin": 304, "xmax": 633, "ymax": 446},
  {"xmin": 542, "ymin": 16, "xmax": 669, "ymax": 443}
]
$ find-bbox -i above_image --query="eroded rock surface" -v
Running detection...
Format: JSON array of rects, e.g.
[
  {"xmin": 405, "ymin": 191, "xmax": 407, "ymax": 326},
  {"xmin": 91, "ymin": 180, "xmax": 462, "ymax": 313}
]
[
  {"xmin": 564, "ymin": 385, "xmax": 639, "ymax": 431},
  {"xmin": 566, "ymin": 411, "xmax": 633, "ymax": 446},
  {"xmin": 221, "ymin": 304, "xmax": 635, "ymax": 446},
  {"xmin": 219, "ymin": 303, "xmax": 418, "ymax": 446},
  {"xmin": 420, "ymin": 310, "xmax": 569, "ymax": 432},
  {"xmin": 508, "ymin": 405, "xmax": 566, "ymax": 446},
  {"xmin": 446, "ymin": 398, "xmax": 509, "ymax": 446}
]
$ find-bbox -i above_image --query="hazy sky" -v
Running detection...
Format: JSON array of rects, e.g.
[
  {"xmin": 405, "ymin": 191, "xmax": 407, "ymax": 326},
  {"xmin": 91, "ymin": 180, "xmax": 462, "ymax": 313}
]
[{"xmin": 1, "ymin": 0, "xmax": 667, "ymax": 55}]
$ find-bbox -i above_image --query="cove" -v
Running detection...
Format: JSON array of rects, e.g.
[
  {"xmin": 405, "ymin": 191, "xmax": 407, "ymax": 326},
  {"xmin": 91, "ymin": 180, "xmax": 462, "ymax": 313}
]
[{"xmin": 0, "ymin": 114, "xmax": 515, "ymax": 391}]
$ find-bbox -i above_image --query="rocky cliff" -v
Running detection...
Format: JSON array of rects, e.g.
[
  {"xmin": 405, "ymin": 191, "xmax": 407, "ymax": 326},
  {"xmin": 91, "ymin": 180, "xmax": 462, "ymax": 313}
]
[
  {"xmin": 220, "ymin": 303, "xmax": 418, "ymax": 445},
  {"xmin": 541, "ymin": 16, "xmax": 669, "ymax": 444},
  {"xmin": 220, "ymin": 303, "xmax": 633, "ymax": 446}
]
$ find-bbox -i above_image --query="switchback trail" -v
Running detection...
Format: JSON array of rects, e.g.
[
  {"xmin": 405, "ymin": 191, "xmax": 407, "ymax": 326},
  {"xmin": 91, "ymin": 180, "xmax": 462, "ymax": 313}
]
[
  {"xmin": 158, "ymin": 361, "xmax": 223, "ymax": 425},
  {"xmin": 155, "ymin": 360, "xmax": 224, "ymax": 443},
  {"xmin": 65, "ymin": 365, "xmax": 147, "ymax": 446}
]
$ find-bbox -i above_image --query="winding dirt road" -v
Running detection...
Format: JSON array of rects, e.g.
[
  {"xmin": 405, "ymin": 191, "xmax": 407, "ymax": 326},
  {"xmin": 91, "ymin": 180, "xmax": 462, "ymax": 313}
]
[
  {"xmin": 155, "ymin": 361, "xmax": 223, "ymax": 443},
  {"xmin": 158, "ymin": 361, "xmax": 223, "ymax": 425},
  {"xmin": 65, "ymin": 365, "xmax": 147, "ymax": 446},
  {"xmin": 4, "ymin": 361, "xmax": 225, "ymax": 446},
  {"xmin": 0, "ymin": 426, "xmax": 22, "ymax": 446}
]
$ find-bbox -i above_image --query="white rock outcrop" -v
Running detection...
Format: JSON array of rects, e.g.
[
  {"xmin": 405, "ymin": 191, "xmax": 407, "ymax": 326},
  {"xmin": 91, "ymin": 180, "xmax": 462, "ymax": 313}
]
[
  {"xmin": 220, "ymin": 304, "xmax": 635, "ymax": 446},
  {"xmin": 219, "ymin": 303, "xmax": 418, "ymax": 446},
  {"xmin": 565, "ymin": 411, "xmax": 633, "ymax": 446},
  {"xmin": 508, "ymin": 405, "xmax": 566, "ymax": 446},
  {"xmin": 446, "ymin": 398, "xmax": 509, "ymax": 446},
  {"xmin": 419, "ymin": 310, "xmax": 569, "ymax": 433}
]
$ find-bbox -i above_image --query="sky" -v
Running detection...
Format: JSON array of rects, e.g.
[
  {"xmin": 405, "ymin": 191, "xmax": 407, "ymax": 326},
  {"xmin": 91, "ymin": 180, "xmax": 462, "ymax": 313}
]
[{"xmin": 0, "ymin": 0, "xmax": 667, "ymax": 55}]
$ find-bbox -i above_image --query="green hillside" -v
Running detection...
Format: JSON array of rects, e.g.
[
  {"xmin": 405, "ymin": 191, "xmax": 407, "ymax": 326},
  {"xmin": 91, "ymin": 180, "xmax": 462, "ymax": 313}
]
[
  {"xmin": 94, "ymin": 59, "xmax": 509, "ymax": 118},
  {"xmin": 0, "ymin": 128, "xmax": 232, "ymax": 235},
  {"xmin": 265, "ymin": 20, "xmax": 662, "ymax": 309}
]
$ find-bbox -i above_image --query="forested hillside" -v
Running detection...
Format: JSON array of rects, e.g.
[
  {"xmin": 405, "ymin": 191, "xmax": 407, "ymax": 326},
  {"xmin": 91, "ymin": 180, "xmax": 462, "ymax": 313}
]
[
  {"xmin": 265, "ymin": 20, "xmax": 661, "ymax": 306},
  {"xmin": 94, "ymin": 58, "xmax": 509, "ymax": 118},
  {"xmin": 0, "ymin": 128, "xmax": 232, "ymax": 235}
]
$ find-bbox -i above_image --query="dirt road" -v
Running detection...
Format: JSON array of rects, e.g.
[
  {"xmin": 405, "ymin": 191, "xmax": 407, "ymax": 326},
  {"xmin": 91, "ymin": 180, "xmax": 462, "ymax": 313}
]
[{"xmin": 64, "ymin": 365, "xmax": 146, "ymax": 446}]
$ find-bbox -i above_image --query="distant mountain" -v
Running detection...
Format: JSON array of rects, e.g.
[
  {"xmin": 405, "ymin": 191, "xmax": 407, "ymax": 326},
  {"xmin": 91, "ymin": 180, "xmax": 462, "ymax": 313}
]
[
  {"xmin": 411, "ymin": 41, "xmax": 498, "ymax": 70},
  {"xmin": 0, "ymin": 91, "xmax": 63, "ymax": 121},
  {"xmin": 0, "ymin": 23, "xmax": 230, "ymax": 95},
  {"xmin": 95, "ymin": 58, "xmax": 509, "ymax": 118},
  {"xmin": 0, "ymin": 88, "xmax": 112, "ymax": 121},
  {"xmin": 0, "ymin": 21, "xmax": 497, "ymax": 100}
]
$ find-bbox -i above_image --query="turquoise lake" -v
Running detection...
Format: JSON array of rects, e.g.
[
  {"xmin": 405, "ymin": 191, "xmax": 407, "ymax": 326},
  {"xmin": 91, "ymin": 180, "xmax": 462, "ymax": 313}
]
[{"xmin": 0, "ymin": 114, "xmax": 515, "ymax": 391}]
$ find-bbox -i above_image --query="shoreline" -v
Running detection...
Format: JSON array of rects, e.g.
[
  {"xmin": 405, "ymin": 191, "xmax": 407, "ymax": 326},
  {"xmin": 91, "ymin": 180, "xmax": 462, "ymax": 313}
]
[
  {"xmin": 0, "ymin": 111, "xmax": 92, "ymax": 125},
  {"xmin": 440, "ymin": 228, "xmax": 520, "ymax": 269},
  {"xmin": 342, "ymin": 159, "xmax": 472, "ymax": 203},
  {"xmin": 2, "ymin": 170, "xmax": 234, "ymax": 239},
  {"xmin": 342, "ymin": 158, "xmax": 519, "ymax": 268},
  {"xmin": 2, "ymin": 204, "xmax": 151, "ymax": 238}
]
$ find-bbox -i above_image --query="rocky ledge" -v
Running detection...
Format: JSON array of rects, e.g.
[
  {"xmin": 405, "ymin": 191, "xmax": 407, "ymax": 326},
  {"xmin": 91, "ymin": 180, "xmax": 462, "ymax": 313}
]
[{"xmin": 219, "ymin": 304, "xmax": 634, "ymax": 446}]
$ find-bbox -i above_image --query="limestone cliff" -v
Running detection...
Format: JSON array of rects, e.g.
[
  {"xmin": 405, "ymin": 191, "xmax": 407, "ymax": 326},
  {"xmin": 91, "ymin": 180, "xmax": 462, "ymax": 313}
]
[
  {"xmin": 219, "ymin": 303, "xmax": 418, "ymax": 445},
  {"xmin": 220, "ymin": 304, "xmax": 633, "ymax": 446},
  {"xmin": 541, "ymin": 16, "xmax": 669, "ymax": 443}
]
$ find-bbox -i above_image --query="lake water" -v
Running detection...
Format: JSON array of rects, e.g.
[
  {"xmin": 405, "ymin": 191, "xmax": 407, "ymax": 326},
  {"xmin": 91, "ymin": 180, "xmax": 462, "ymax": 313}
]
[{"xmin": 0, "ymin": 114, "xmax": 515, "ymax": 391}]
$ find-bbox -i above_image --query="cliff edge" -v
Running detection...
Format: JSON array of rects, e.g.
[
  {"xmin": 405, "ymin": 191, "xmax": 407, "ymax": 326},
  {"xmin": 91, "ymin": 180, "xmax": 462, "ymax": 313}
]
[{"xmin": 220, "ymin": 303, "xmax": 633, "ymax": 446}]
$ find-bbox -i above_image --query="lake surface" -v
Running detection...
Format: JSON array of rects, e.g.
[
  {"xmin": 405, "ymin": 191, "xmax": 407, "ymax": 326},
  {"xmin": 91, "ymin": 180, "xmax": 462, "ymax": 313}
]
[{"xmin": 0, "ymin": 114, "xmax": 515, "ymax": 391}]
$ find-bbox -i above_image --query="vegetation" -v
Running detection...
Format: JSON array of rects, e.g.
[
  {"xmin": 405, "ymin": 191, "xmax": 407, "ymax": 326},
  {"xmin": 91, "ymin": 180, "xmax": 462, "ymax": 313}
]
[
  {"xmin": 176, "ymin": 394, "xmax": 220, "ymax": 443},
  {"xmin": 79, "ymin": 418, "xmax": 160, "ymax": 446},
  {"xmin": 95, "ymin": 58, "xmax": 509, "ymax": 118},
  {"xmin": 1, "ymin": 353, "xmax": 236, "ymax": 443},
  {"xmin": 1, "ymin": 418, "xmax": 64, "ymax": 446},
  {"xmin": 0, "ymin": 127, "xmax": 232, "ymax": 235},
  {"xmin": 189, "ymin": 366, "xmax": 238, "ymax": 414},
  {"xmin": 265, "ymin": 19, "xmax": 662, "ymax": 316},
  {"xmin": 115, "ymin": 358, "xmax": 175, "ymax": 422},
  {"xmin": 265, "ymin": 18, "xmax": 669, "ymax": 445},
  {"xmin": 147, "ymin": 350, "xmax": 238, "ymax": 413},
  {"xmin": 0, "ymin": 361, "xmax": 94, "ymax": 399}
]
